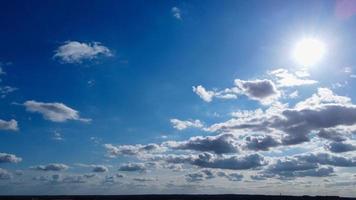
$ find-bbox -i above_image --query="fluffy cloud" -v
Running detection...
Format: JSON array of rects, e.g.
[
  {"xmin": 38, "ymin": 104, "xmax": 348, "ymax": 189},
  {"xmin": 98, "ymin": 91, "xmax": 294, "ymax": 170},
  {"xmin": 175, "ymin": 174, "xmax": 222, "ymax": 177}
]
[
  {"xmin": 192, "ymin": 85, "xmax": 214, "ymax": 102},
  {"xmin": 54, "ymin": 41, "xmax": 112, "ymax": 64},
  {"xmin": 24, "ymin": 100, "xmax": 91, "ymax": 122},
  {"xmin": 269, "ymin": 68, "xmax": 317, "ymax": 87},
  {"xmin": 118, "ymin": 163, "xmax": 146, "ymax": 172},
  {"xmin": 0, "ymin": 119, "xmax": 18, "ymax": 131},
  {"xmin": 170, "ymin": 119, "xmax": 203, "ymax": 130},
  {"xmin": 235, "ymin": 79, "xmax": 280, "ymax": 104},
  {"xmin": 104, "ymin": 143, "xmax": 164, "ymax": 157},
  {"xmin": 30, "ymin": 163, "xmax": 69, "ymax": 171},
  {"xmin": 0, "ymin": 153, "xmax": 22, "ymax": 163},
  {"xmin": 155, "ymin": 152, "xmax": 266, "ymax": 170},
  {"xmin": 192, "ymin": 85, "xmax": 238, "ymax": 102},
  {"xmin": 166, "ymin": 133, "xmax": 240, "ymax": 154},
  {"xmin": 205, "ymin": 88, "xmax": 356, "ymax": 146}
]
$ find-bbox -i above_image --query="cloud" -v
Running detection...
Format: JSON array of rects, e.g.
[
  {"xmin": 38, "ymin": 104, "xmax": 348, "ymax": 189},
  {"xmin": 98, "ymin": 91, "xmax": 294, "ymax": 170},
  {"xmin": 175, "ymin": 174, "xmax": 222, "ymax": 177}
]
[
  {"xmin": 192, "ymin": 85, "xmax": 238, "ymax": 102},
  {"xmin": 0, "ymin": 86, "xmax": 18, "ymax": 98},
  {"xmin": 54, "ymin": 41, "xmax": 112, "ymax": 64},
  {"xmin": 0, "ymin": 119, "xmax": 18, "ymax": 131},
  {"xmin": 205, "ymin": 88, "xmax": 356, "ymax": 146},
  {"xmin": 104, "ymin": 143, "xmax": 164, "ymax": 157},
  {"xmin": 133, "ymin": 177, "xmax": 156, "ymax": 182},
  {"xmin": 235, "ymin": 79, "xmax": 280, "ymax": 104},
  {"xmin": 192, "ymin": 85, "xmax": 214, "ymax": 102},
  {"xmin": 288, "ymin": 90, "xmax": 299, "ymax": 99},
  {"xmin": 155, "ymin": 152, "xmax": 266, "ymax": 170},
  {"xmin": 30, "ymin": 163, "xmax": 69, "ymax": 171},
  {"xmin": 166, "ymin": 133, "xmax": 240, "ymax": 154},
  {"xmin": 325, "ymin": 142, "xmax": 356, "ymax": 153},
  {"xmin": 118, "ymin": 163, "xmax": 146, "ymax": 172},
  {"xmin": 263, "ymin": 156, "xmax": 335, "ymax": 178},
  {"xmin": 216, "ymin": 171, "xmax": 244, "ymax": 181},
  {"xmin": 24, "ymin": 100, "xmax": 91, "ymax": 123},
  {"xmin": 0, "ymin": 168, "xmax": 11, "ymax": 180},
  {"xmin": 317, "ymin": 129, "xmax": 347, "ymax": 142},
  {"xmin": 269, "ymin": 68, "xmax": 317, "ymax": 87},
  {"xmin": 0, "ymin": 153, "xmax": 22, "ymax": 163},
  {"xmin": 33, "ymin": 174, "xmax": 93, "ymax": 184},
  {"xmin": 92, "ymin": 165, "xmax": 109, "ymax": 173},
  {"xmin": 244, "ymin": 135, "xmax": 280, "ymax": 151},
  {"xmin": 171, "ymin": 7, "xmax": 182, "ymax": 20},
  {"xmin": 185, "ymin": 172, "xmax": 205, "ymax": 182},
  {"xmin": 170, "ymin": 119, "xmax": 203, "ymax": 130},
  {"xmin": 185, "ymin": 169, "xmax": 243, "ymax": 182},
  {"xmin": 52, "ymin": 131, "xmax": 64, "ymax": 141},
  {"xmin": 75, "ymin": 163, "xmax": 110, "ymax": 173},
  {"xmin": 297, "ymin": 153, "xmax": 356, "ymax": 167}
]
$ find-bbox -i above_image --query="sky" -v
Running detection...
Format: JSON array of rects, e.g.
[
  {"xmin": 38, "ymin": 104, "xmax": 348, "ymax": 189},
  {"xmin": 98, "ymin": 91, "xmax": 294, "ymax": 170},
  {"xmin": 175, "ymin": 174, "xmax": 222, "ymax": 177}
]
[{"xmin": 1, "ymin": 0, "xmax": 356, "ymax": 196}]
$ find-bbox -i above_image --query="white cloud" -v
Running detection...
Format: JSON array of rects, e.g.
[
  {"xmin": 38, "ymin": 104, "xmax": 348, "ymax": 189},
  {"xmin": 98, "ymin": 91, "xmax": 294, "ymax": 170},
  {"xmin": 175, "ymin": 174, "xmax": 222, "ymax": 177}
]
[
  {"xmin": 54, "ymin": 41, "xmax": 112, "ymax": 64},
  {"xmin": 104, "ymin": 143, "xmax": 164, "ymax": 157},
  {"xmin": 30, "ymin": 163, "xmax": 69, "ymax": 171},
  {"xmin": 0, "ymin": 153, "xmax": 22, "ymax": 163},
  {"xmin": 192, "ymin": 85, "xmax": 214, "ymax": 102},
  {"xmin": 269, "ymin": 68, "xmax": 317, "ymax": 88},
  {"xmin": 0, "ymin": 119, "xmax": 18, "ymax": 131},
  {"xmin": 288, "ymin": 90, "xmax": 299, "ymax": 99},
  {"xmin": 23, "ymin": 100, "xmax": 91, "ymax": 123},
  {"xmin": 171, "ymin": 7, "xmax": 182, "ymax": 20},
  {"xmin": 170, "ymin": 119, "xmax": 203, "ymax": 130},
  {"xmin": 52, "ymin": 131, "xmax": 63, "ymax": 141}
]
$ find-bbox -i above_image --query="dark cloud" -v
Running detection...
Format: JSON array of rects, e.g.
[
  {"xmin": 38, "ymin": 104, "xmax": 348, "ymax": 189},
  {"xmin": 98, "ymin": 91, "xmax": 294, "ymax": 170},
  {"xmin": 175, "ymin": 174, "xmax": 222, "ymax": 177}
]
[
  {"xmin": 297, "ymin": 153, "xmax": 356, "ymax": 167},
  {"xmin": 317, "ymin": 129, "xmax": 347, "ymax": 142},
  {"xmin": 185, "ymin": 172, "xmax": 205, "ymax": 182},
  {"xmin": 263, "ymin": 156, "xmax": 335, "ymax": 179},
  {"xmin": 235, "ymin": 79, "xmax": 280, "ymax": 103},
  {"xmin": 206, "ymin": 88, "xmax": 356, "ymax": 147},
  {"xmin": 185, "ymin": 169, "xmax": 243, "ymax": 182},
  {"xmin": 133, "ymin": 177, "xmax": 156, "ymax": 182},
  {"xmin": 244, "ymin": 135, "xmax": 280, "ymax": 151},
  {"xmin": 118, "ymin": 163, "xmax": 146, "ymax": 172},
  {"xmin": 326, "ymin": 142, "xmax": 356, "ymax": 153},
  {"xmin": 92, "ymin": 165, "xmax": 109, "ymax": 173},
  {"xmin": 155, "ymin": 152, "xmax": 266, "ymax": 170},
  {"xmin": 277, "ymin": 104, "xmax": 356, "ymax": 145},
  {"xmin": 216, "ymin": 171, "xmax": 243, "ymax": 181},
  {"xmin": 167, "ymin": 134, "xmax": 240, "ymax": 154}
]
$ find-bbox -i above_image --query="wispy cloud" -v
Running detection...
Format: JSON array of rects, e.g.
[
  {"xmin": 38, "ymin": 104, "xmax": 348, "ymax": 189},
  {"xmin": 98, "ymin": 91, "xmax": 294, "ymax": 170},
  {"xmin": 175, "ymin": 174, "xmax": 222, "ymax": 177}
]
[
  {"xmin": 23, "ymin": 100, "xmax": 91, "ymax": 123},
  {"xmin": 54, "ymin": 41, "xmax": 112, "ymax": 64},
  {"xmin": 171, "ymin": 7, "xmax": 182, "ymax": 20}
]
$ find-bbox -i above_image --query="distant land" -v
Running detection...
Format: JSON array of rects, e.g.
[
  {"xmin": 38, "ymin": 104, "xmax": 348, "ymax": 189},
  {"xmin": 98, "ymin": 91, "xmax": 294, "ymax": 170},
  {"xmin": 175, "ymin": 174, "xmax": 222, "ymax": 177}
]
[{"xmin": 0, "ymin": 195, "xmax": 355, "ymax": 200}]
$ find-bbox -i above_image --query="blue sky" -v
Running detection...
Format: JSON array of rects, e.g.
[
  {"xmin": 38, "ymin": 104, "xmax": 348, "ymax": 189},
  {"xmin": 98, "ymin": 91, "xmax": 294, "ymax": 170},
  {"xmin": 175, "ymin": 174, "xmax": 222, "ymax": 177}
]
[{"xmin": 1, "ymin": 0, "xmax": 356, "ymax": 196}]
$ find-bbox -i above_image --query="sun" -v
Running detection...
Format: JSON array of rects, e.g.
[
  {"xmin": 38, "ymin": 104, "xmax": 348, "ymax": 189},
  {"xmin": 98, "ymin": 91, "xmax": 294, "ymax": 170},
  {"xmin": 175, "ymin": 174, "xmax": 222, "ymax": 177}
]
[{"xmin": 293, "ymin": 38, "xmax": 326, "ymax": 67}]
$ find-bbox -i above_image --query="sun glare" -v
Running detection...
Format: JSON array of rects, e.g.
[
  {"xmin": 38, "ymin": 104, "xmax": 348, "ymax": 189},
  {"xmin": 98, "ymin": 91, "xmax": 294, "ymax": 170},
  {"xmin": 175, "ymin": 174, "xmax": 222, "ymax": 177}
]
[{"xmin": 293, "ymin": 38, "xmax": 326, "ymax": 67}]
